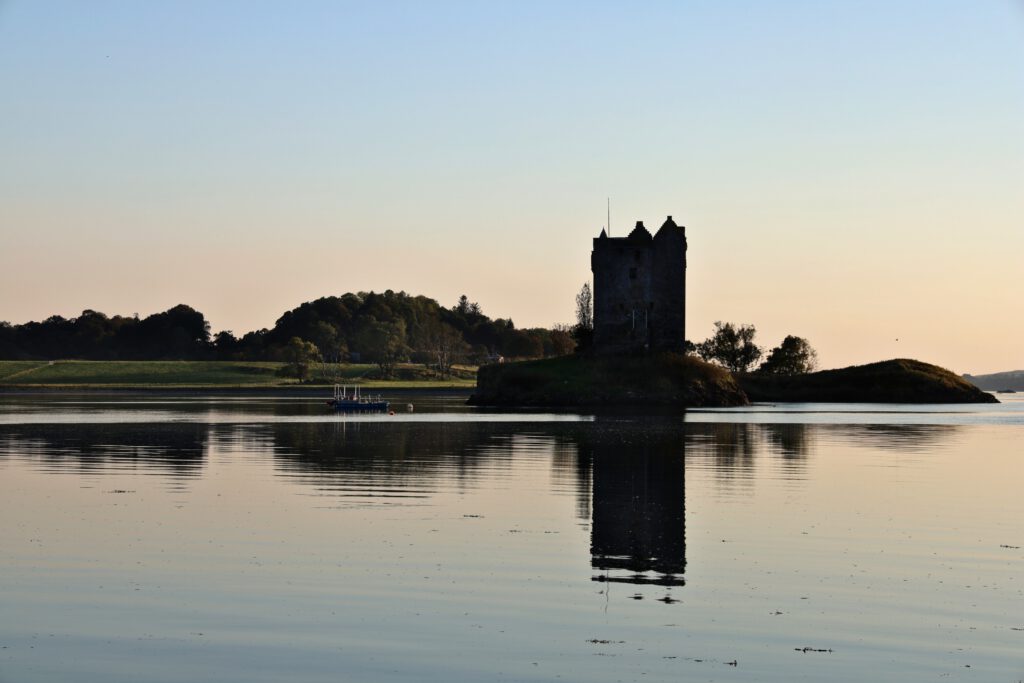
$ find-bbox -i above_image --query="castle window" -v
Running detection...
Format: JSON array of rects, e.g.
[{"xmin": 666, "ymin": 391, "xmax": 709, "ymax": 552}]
[{"xmin": 629, "ymin": 267, "xmax": 637, "ymax": 280}]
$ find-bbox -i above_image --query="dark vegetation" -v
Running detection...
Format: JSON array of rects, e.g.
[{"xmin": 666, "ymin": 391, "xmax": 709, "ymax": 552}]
[
  {"xmin": 693, "ymin": 322, "xmax": 817, "ymax": 376},
  {"xmin": 738, "ymin": 359, "xmax": 998, "ymax": 403},
  {"xmin": 470, "ymin": 353, "xmax": 749, "ymax": 407},
  {"xmin": 0, "ymin": 292, "xmax": 574, "ymax": 378},
  {"xmin": 694, "ymin": 321, "xmax": 762, "ymax": 373},
  {"xmin": 758, "ymin": 335, "xmax": 818, "ymax": 375}
]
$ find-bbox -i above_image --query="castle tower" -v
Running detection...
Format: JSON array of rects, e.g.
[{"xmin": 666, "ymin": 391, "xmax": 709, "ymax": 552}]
[
  {"xmin": 651, "ymin": 216, "xmax": 687, "ymax": 352},
  {"xmin": 590, "ymin": 216, "xmax": 687, "ymax": 354}
]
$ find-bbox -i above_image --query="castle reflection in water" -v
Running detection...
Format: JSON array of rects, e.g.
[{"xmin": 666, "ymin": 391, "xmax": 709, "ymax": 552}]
[
  {"xmin": 1, "ymin": 409, "xmax": 958, "ymax": 592},
  {"xmin": 576, "ymin": 423, "xmax": 687, "ymax": 587}
]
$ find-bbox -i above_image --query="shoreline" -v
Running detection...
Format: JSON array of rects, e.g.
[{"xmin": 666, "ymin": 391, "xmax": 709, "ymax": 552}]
[{"xmin": 0, "ymin": 385, "xmax": 475, "ymax": 397}]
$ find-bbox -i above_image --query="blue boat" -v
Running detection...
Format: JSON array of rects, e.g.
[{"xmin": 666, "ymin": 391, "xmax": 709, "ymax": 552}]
[{"xmin": 327, "ymin": 385, "xmax": 390, "ymax": 413}]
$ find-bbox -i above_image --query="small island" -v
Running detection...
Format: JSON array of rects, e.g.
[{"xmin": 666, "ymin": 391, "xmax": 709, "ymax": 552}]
[
  {"xmin": 738, "ymin": 358, "xmax": 997, "ymax": 404},
  {"xmin": 470, "ymin": 355, "xmax": 996, "ymax": 407},
  {"xmin": 471, "ymin": 217, "xmax": 998, "ymax": 408},
  {"xmin": 470, "ymin": 353, "xmax": 748, "ymax": 407}
]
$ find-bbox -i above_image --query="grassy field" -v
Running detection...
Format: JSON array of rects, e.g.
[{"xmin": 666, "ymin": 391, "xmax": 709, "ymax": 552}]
[{"xmin": 0, "ymin": 360, "xmax": 476, "ymax": 389}]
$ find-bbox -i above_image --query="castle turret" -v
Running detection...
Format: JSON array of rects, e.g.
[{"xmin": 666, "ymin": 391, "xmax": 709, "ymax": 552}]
[{"xmin": 651, "ymin": 216, "xmax": 687, "ymax": 352}]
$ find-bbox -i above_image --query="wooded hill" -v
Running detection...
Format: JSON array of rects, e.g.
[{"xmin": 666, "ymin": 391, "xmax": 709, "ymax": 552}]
[{"xmin": 0, "ymin": 292, "xmax": 574, "ymax": 366}]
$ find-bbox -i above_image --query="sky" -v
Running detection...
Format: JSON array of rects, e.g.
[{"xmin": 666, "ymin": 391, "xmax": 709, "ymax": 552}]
[{"xmin": 1, "ymin": 1, "xmax": 1022, "ymax": 374}]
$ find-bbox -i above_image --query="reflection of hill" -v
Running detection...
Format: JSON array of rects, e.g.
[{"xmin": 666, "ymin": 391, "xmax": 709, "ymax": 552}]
[
  {"xmin": 824, "ymin": 423, "xmax": 960, "ymax": 452},
  {"xmin": 0, "ymin": 423, "xmax": 208, "ymax": 482},
  {"xmin": 265, "ymin": 421, "xmax": 545, "ymax": 490}
]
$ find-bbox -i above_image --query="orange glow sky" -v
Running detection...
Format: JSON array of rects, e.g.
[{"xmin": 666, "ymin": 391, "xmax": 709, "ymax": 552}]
[{"xmin": 1, "ymin": 2, "xmax": 1021, "ymax": 374}]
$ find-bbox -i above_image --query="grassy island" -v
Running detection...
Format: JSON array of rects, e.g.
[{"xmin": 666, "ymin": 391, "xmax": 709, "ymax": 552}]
[
  {"xmin": 469, "ymin": 353, "xmax": 749, "ymax": 407},
  {"xmin": 471, "ymin": 356, "xmax": 997, "ymax": 407},
  {"xmin": 738, "ymin": 358, "xmax": 998, "ymax": 404}
]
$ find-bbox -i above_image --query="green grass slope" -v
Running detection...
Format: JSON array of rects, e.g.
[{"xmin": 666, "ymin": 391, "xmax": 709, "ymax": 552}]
[
  {"xmin": 470, "ymin": 353, "xmax": 749, "ymax": 407},
  {"xmin": 739, "ymin": 358, "xmax": 999, "ymax": 404},
  {"xmin": 0, "ymin": 360, "xmax": 285, "ymax": 386},
  {"xmin": 0, "ymin": 360, "xmax": 475, "ymax": 389}
]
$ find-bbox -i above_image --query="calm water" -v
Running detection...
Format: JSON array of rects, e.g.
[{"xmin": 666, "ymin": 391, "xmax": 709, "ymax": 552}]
[{"xmin": 1, "ymin": 393, "xmax": 1021, "ymax": 682}]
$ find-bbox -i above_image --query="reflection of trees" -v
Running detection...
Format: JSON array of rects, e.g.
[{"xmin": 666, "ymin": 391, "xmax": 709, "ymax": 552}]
[
  {"xmin": 762, "ymin": 423, "xmax": 810, "ymax": 460},
  {"xmin": 690, "ymin": 423, "xmax": 758, "ymax": 473},
  {"xmin": 0, "ymin": 423, "xmax": 208, "ymax": 483},
  {"xmin": 264, "ymin": 421, "xmax": 606, "ymax": 498},
  {"xmin": 266, "ymin": 421, "xmax": 514, "ymax": 491},
  {"xmin": 683, "ymin": 422, "xmax": 962, "ymax": 479},
  {"xmin": 683, "ymin": 423, "xmax": 810, "ymax": 473}
]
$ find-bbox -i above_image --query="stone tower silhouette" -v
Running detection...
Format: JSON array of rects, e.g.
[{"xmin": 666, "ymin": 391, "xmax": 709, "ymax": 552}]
[{"xmin": 590, "ymin": 216, "xmax": 687, "ymax": 354}]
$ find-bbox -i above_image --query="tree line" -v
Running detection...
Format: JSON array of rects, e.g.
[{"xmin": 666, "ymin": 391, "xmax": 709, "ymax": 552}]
[
  {"xmin": 2, "ymin": 285, "xmax": 819, "ymax": 379},
  {"xmin": 691, "ymin": 321, "xmax": 818, "ymax": 375},
  {"xmin": 0, "ymin": 291, "xmax": 575, "ymax": 376}
]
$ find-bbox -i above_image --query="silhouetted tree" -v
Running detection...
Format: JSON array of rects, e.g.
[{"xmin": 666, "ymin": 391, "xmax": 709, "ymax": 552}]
[
  {"xmin": 0, "ymin": 291, "xmax": 580, "ymax": 364},
  {"xmin": 454, "ymin": 295, "xmax": 472, "ymax": 316},
  {"xmin": 697, "ymin": 321, "xmax": 762, "ymax": 373},
  {"xmin": 0, "ymin": 322, "xmax": 22, "ymax": 358},
  {"xmin": 237, "ymin": 329, "xmax": 270, "ymax": 359},
  {"xmin": 213, "ymin": 331, "xmax": 241, "ymax": 359},
  {"xmin": 573, "ymin": 282, "xmax": 593, "ymax": 352},
  {"xmin": 758, "ymin": 335, "xmax": 818, "ymax": 375},
  {"xmin": 132, "ymin": 304, "xmax": 211, "ymax": 359}
]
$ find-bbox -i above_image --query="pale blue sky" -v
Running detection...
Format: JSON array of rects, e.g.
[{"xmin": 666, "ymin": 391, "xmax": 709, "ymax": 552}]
[{"xmin": 2, "ymin": 1, "xmax": 1022, "ymax": 372}]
